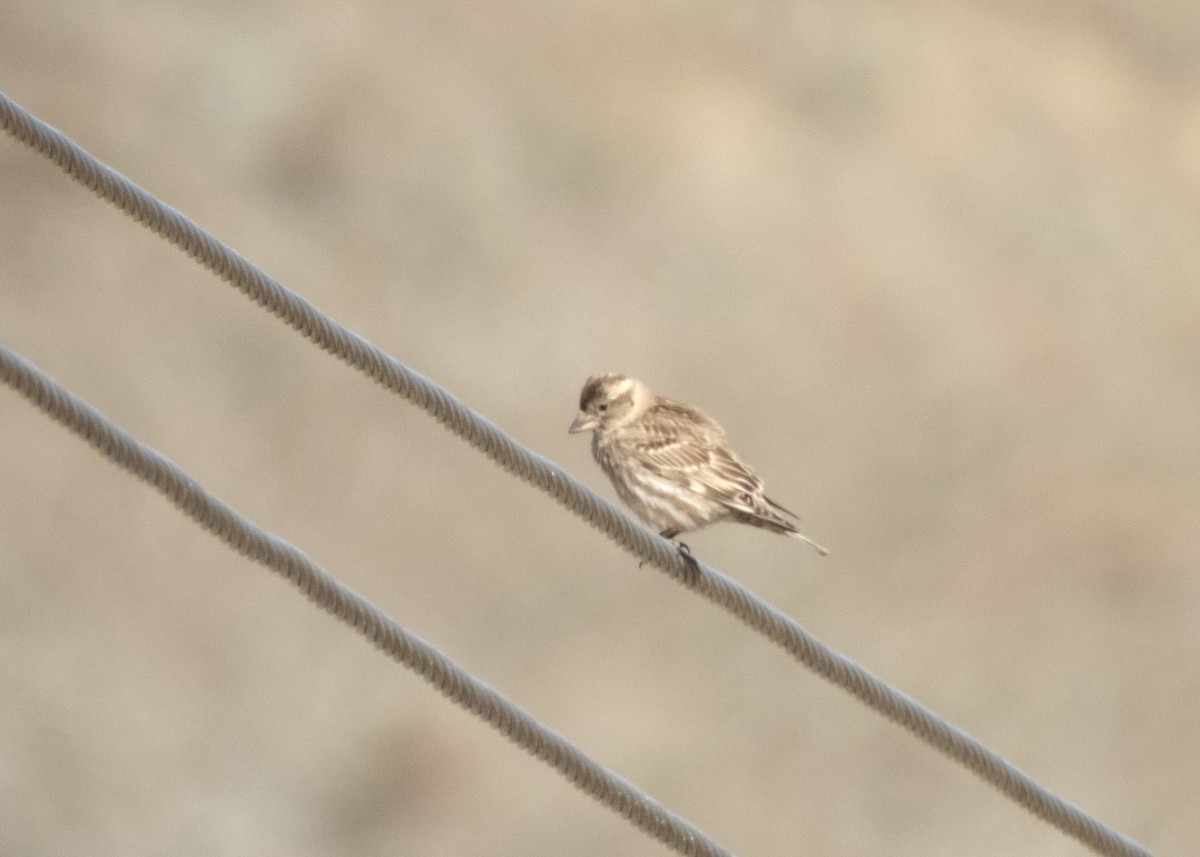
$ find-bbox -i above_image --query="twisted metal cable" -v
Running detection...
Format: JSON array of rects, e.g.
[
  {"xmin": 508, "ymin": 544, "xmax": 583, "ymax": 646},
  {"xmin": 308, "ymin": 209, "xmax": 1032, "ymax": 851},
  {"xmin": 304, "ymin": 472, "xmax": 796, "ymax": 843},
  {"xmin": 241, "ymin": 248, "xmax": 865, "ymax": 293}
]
[
  {"xmin": 0, "ymin": 344, "xmax": 732, "ymax": 857},
  {"xmin": 0, "ymin": 90, "xmax": 1153, "ymax": 857}
]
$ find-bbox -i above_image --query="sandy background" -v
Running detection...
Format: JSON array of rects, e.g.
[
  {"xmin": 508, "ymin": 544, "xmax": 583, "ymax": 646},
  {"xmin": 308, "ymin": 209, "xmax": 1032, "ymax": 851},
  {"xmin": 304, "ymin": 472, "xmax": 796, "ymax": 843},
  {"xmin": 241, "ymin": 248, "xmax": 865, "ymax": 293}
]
[{"xmin": 2, "ymin": 2, "xmax": 1198, "ymax": 855}]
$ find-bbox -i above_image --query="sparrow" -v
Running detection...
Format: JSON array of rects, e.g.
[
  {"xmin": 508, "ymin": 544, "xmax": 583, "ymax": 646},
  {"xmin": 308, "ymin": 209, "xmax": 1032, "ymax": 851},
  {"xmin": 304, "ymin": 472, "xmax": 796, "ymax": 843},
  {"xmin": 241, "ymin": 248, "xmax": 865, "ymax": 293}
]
[{"xmin": 569, "ymin": 374, "xmax": 827, "ymax": 556}]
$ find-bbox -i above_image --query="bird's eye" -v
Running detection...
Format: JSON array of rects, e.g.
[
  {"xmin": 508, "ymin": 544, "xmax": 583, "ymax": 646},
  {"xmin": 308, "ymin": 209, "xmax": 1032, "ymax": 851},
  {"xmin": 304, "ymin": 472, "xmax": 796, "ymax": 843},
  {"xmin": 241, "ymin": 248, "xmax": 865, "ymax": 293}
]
[{"xmin": 598, "ymin": 403, "xmax": 608, "ymax": 411}]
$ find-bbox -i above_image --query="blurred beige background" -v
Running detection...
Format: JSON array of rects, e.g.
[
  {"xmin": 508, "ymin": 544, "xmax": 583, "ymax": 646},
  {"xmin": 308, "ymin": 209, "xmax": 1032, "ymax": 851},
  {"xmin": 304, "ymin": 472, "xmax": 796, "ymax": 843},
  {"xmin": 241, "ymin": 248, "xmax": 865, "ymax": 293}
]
[{"xmin": 2, "ymin": 2, "xmax": 1197, "ymax": 855}]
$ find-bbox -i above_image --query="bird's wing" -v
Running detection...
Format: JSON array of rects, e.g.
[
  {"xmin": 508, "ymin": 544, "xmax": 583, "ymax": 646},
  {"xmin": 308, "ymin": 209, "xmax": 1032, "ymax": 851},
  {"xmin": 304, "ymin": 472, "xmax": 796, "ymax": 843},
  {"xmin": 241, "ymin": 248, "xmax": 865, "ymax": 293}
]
[
  {"xmin": 624, "ymin": 402, "xmax": 774, "ymax": 518},
  {"xmin": 690, "ymin": 446, "xmax": 777, "ymax": 518},
  {"xmin": 762, "ymin": 494, "xmax": 802, "ymax": 521},
  {"xmin": 620, "ymin": 401, "xmax": 823, "ymax": 551},
  {"xmin": 620, "ymin": 401, "xmax": 726, "ymax": 471}
]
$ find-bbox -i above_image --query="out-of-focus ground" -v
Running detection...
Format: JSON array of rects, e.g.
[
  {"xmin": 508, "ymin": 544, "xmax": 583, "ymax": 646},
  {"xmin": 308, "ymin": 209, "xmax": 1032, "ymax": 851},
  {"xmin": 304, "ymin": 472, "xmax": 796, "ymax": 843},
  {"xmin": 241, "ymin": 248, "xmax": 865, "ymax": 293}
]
[{"xmin": 2, "ymin": 3, "xmax": 1197, "ymax": 855}]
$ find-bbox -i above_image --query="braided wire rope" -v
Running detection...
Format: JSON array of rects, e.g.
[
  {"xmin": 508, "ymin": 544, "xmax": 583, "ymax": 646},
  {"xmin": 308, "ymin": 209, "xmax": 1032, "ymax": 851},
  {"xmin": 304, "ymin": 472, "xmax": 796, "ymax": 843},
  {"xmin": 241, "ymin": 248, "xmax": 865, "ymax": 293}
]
[
  {"xmin": 0, "ymin": 344, "xmax": 732, "ymax": 857},
  {"xmin": 0, "ymin": 90, "xmax": 1153, "ymax": 857}
]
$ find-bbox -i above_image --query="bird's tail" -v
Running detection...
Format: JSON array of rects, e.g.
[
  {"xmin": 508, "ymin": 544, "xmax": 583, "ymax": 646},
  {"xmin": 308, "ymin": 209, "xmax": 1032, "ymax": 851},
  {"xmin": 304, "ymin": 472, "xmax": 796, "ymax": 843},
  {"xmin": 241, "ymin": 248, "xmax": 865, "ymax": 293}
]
[
  {"xmin": 785, "ymin": 528, "xmax": 829, "ymax": 556},
  {"xmin": 763, "ymin": 496, "xmax": 829, "ymax": 556}
]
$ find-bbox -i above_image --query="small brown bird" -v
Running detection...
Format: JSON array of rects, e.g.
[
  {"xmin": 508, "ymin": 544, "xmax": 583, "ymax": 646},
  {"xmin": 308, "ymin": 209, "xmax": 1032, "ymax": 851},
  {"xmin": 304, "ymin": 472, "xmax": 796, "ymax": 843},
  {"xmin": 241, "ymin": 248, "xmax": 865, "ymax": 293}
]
[{"xmin": 569, "ymin": 374, "xmax": 827, "ymax": 556}]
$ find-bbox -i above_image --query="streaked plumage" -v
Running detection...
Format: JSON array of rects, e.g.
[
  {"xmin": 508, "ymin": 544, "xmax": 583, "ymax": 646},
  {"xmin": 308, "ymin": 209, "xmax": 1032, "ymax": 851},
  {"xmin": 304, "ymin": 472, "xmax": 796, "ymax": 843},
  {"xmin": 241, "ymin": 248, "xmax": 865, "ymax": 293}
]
[{"xmin": 569, "ymin": 374, "xmax": 827, "ymax": 555}]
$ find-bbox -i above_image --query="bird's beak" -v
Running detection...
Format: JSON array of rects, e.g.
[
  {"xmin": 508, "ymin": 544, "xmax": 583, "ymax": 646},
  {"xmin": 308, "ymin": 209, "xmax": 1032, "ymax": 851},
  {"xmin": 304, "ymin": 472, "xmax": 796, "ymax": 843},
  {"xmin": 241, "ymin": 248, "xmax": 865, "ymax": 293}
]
[{"xmin": 569, "ymin": 412, "xmax": 598, "ymax": 434}]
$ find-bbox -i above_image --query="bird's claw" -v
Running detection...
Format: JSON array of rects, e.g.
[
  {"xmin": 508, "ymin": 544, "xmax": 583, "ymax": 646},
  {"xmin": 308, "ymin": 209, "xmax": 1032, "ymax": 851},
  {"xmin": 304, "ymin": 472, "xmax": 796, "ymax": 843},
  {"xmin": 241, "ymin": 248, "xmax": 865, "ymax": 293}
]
[
  {"xmin": 638, "ymin": 537, "xmax": 700, "ymax": 583},
  {"xmin": 672, "ymin": 539, "xmax": 701, "ymax": 584}
]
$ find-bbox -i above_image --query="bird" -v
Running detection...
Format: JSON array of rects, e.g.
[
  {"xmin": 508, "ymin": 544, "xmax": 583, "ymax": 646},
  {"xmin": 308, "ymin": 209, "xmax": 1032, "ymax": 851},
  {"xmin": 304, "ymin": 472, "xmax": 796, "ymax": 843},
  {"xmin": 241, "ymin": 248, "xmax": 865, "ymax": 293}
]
[{"xmin": 569, "ymin": 374, "xmax": 827, "ymax": 557}]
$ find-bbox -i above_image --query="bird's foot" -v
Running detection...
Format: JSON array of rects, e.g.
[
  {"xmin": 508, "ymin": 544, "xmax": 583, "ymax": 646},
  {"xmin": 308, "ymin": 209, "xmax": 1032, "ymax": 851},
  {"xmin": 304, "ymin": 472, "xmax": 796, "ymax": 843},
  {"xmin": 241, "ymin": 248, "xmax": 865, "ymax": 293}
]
[
  {"xmin": 639, "ymin": 532, "xmax": 701, "ymax": 583},
  {"xmin": 670, "ymin": 538, "xmax": 701, "ymax": 584}
]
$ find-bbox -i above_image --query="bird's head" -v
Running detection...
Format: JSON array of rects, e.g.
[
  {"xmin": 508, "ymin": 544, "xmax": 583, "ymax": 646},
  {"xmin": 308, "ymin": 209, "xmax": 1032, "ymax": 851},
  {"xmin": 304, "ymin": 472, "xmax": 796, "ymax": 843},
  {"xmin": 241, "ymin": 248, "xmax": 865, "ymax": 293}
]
[{"xmin": 569, "ymin": 374, "xmax": 654, "ymax": 434}]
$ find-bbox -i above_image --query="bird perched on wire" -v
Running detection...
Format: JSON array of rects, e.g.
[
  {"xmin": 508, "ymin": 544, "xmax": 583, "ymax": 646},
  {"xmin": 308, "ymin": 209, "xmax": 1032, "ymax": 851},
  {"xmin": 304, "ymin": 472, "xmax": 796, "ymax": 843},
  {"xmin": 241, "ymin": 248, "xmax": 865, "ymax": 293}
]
[{"xmin": 569, "ymin": 374, "xmax": 827, "ymax": 557}]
